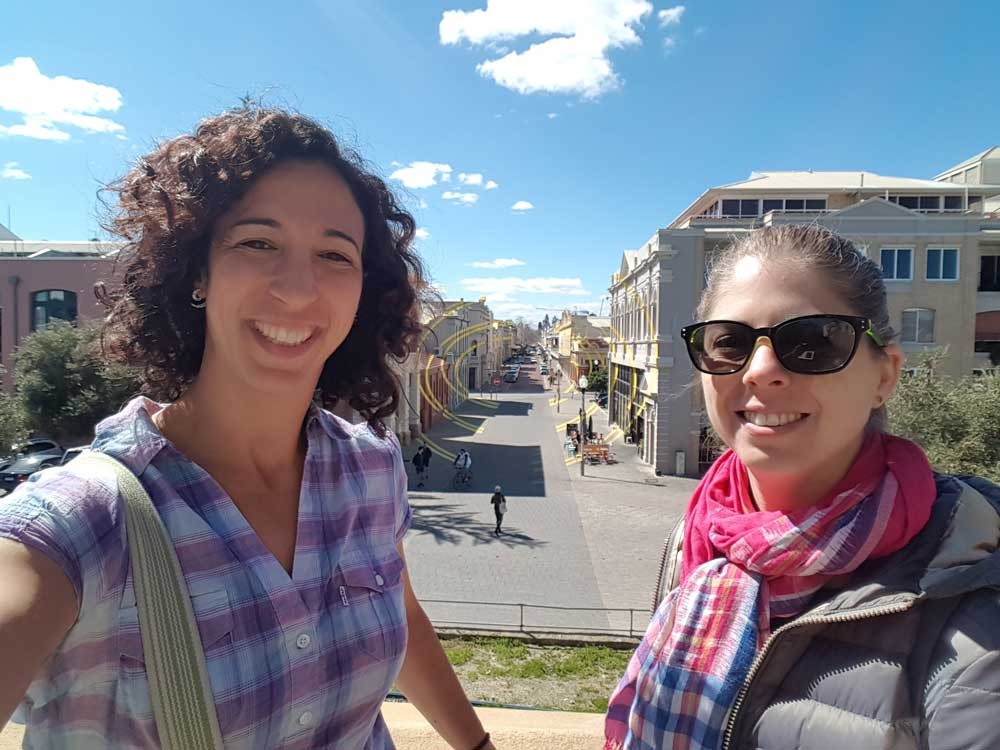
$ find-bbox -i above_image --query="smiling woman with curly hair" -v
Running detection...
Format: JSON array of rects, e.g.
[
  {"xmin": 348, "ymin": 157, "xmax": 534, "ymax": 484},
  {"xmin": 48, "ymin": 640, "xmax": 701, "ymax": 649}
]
[{"xmin": 0, "ymin": 106, "xmax": 496, "ymax": 750}]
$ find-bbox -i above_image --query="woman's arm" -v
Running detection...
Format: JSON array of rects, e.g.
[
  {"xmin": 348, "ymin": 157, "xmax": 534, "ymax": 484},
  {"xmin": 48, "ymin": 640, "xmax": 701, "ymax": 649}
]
[
  {"xmin": 0, "ymin": 539, "xmax": 78, "ymax": 724},
  {"xmin": 394, "ymin": 544, "xmax": 494, "ymax": 750}
]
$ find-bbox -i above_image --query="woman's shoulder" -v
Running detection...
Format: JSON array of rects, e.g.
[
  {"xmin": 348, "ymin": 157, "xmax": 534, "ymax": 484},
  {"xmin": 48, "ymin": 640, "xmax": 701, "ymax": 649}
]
[
  {"xmin": 0, "ymin": 457, "xmax": 123, "ymax": 534},
  {"xmin": 309, "ymin": 406, "xmax": 404, "ymax": 467}
]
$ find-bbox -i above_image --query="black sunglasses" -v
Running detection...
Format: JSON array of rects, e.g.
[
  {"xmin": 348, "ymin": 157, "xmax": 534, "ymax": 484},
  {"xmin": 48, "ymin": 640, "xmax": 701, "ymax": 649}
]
[{"xmin": 681, "ymin": 314, "xmax": 885, "ymax": 376}]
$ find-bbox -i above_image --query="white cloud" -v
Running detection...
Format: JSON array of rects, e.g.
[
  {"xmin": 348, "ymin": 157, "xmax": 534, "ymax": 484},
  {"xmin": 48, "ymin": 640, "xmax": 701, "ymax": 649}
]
[
  {"xmin": 484, "ymin": 179, "xmax": 499, "ymax": 190},
  {"xmin": 442, "ymin": 191, "xmax": 479, "ymax": 205},
  {"xmin": 694, "ymin": 25, "xmax": 707, "ymax": 35},
  {"xmin": 470, "ymin": 257, "xmax": 526, "ymax": 269},
  {"xmin": 458, "ymin": 172, "xmax": 484, "ymax": 185},
  {"xmin": 415, "ymin": 228, "xmax": 431, "ymax": 239},
  {"xmin": 663, "ymin": 36, "xmax": 677, "ymax": 50},
  {"xmin": 460, "ymin": 276, "xmax": 587, "ymax": 303},
  {"xmin": 511, "ymin": 200, "xmax": 534, "ymax": 212},
  {"xmin": 418, "ymin": 199, "xmax": 429, "ymax": 209},
  {"xmin": 1, "ymin": 161, "xmax": 31, "ymax": 180},
  {"xmin": 390, "ymin": 161, "xmax": 453, "ymax": 189},
  {"xmin": 658, "ymin": 5, "xmax": 685, "ymax": 26},
  {"xmin": 547, "ymin": 112, "xmax": 559, "ymax": 119},
  {"xmin": 0, "ymin": 57, "xmax": 125, "ymax": 142},
  {"xmin": 439, "ymin": 0, "xmax": 654, "ymax": 99},
  {"xmin": 490, "ymin": 300, "xmax": 545, "ymax": 320}
]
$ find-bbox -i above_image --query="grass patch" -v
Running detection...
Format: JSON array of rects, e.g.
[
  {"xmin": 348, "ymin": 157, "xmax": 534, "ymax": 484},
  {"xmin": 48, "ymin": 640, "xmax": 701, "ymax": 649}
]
[{"xmin": 438, "ymin": 636, "xmax": 632, "ymax": 712}]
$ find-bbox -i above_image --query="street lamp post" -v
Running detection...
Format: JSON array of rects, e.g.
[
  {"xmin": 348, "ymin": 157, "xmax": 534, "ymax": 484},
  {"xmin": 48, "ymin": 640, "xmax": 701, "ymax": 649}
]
[{"xmin": 578, "ymin": 374, "xmax": 588, "ymax": 476}]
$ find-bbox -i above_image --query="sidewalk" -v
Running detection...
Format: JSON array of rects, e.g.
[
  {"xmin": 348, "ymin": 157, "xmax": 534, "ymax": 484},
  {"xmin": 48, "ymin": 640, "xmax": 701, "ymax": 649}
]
[
  {"xmin": 548, "ymin": 383, "xmax": 697, "ymax": 613},
  {"xmin": 2, "ymin": 704, "xmax": 605, "ymax": 749}
]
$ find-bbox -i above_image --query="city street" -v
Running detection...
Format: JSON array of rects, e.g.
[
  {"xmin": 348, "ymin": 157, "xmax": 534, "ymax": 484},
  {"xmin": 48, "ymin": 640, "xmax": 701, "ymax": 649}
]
[{"xmin": 401, "ymin": 360, "xmax": 697, "ymax": 635}]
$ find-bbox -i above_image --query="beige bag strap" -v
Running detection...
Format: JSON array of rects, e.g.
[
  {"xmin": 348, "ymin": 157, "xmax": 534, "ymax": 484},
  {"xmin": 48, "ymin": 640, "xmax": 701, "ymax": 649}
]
[{"xmin": 79, "ymin": 452, "xmax": 225, "ymax": 750}]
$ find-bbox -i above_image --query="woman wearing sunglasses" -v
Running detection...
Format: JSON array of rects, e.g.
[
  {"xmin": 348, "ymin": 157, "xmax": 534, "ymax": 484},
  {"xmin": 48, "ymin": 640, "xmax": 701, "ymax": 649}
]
[{"xmin": 605, "ymin": 225, "xmax": 1000, "ymax": 750}]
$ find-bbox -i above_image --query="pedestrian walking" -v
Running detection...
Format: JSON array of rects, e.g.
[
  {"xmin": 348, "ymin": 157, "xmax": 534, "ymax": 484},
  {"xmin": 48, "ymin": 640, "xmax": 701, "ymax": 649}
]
[
  {"xmin": 606, "ymin": 224, "xmax": 1000, "ymax": 750},
  {"xmin": 419, "ymin": 443, "xmax": 432, "ymax": 484},
  {"xmin": 0, "ymin": 105, "xmax": 495, "ymax": 750},
  {"xmin": 411, "ymin": 447, "xmax": 426, "ymax": 487},
  {"xmin": 490, "ymin": 485, "xmax": 507, "ymax": 535}
]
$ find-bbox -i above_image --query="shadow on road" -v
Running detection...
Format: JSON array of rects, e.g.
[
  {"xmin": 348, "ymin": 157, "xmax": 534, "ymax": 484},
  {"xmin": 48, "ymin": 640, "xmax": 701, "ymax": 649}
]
[
  {"xmin": 408, "ymin": 500, "xmax": 548, "ymax": 549},
  {"xmin": 414, "ymin": 442, "xmax": 546, "ymax": 496}
]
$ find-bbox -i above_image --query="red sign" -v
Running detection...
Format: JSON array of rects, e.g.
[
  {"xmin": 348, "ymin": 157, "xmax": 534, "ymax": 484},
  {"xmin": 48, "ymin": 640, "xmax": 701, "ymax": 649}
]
[{"xmin": 492, "ymin": 377, "xmax": 502, "ymax": 386}]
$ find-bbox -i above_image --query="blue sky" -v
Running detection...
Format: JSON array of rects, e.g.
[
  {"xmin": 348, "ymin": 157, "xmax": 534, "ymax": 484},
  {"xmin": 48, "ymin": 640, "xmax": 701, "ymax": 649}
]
[{"xmin": 1, "ymin": 0, "xmax": 997, "ymax": 323}]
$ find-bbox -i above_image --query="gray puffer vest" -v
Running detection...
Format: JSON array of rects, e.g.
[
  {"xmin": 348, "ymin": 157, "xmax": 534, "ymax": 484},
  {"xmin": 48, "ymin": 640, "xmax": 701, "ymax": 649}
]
[{"xmin": 652, "ymin": 474, "xmax": 1000, "ymax": 750}]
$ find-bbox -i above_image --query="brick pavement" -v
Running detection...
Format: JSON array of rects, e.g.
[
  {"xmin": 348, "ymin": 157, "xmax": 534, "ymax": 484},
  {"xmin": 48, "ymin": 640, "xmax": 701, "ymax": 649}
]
[{"xmin": 402, "ymin": 363, "xmax": 698, "ymax": 635}]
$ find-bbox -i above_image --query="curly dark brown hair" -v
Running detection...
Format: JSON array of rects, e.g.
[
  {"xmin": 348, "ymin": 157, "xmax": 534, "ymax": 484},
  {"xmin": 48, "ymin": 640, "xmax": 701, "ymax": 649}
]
[{"xmin": 98, "ymin": 106, "xmax": 425, "ymax": 435}]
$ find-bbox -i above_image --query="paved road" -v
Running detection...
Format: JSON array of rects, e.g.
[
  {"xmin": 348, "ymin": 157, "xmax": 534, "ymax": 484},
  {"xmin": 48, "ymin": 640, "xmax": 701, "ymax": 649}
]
[{"xmin": 402, "ymin": 361, "xmax": 696, "ymax": 635}]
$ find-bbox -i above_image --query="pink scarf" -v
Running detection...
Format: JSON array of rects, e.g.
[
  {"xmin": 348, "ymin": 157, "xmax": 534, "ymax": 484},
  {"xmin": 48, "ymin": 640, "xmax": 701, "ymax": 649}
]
[{"xmin": 605, "ymin": 432, "xmax": 936, "ymax": 749}]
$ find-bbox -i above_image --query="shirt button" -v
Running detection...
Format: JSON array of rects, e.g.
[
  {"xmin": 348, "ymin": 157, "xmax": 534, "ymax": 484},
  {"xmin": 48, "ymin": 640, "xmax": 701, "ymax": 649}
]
[
  {"xmin": 375, "ymin": 574, "xmax": 385, "ymax": 586},
  {"xmin": 295, "ymin": 633, "xmax": 311, "ymax": 649},
  {"xmin": 298, "ymin": 711, "xmax": 314, "ymax": 727}
]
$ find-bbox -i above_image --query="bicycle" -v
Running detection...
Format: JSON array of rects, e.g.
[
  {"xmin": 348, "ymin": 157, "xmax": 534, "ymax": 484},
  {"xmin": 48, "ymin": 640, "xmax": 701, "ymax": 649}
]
[{"xmin": 451, "ymin": 467, "xmax": 473, "ymax": 489}]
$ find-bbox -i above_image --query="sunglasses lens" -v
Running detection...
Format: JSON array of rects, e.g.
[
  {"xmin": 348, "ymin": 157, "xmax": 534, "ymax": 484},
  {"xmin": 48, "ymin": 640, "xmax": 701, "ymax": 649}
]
[
  {"xmin": 773, "ymin": 317, "xmax": 857, "ymax": 373},
  {"xmin": 689, "ymin": 322, "xmax": 755, "ymax": 373}
]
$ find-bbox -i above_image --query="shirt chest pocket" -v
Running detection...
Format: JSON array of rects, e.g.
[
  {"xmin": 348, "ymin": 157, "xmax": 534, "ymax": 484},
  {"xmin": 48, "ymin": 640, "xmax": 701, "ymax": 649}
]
[
  {"xmin": 327, "ymin": 552, "xmax": 407, "ymax": 663},
  {"xmin": 117, "ymin": 588, "xmax": 243, "ymax": 734}
]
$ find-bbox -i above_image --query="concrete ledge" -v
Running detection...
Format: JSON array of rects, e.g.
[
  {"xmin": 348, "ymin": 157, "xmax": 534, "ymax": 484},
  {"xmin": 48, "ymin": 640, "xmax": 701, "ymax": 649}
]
[{"xmin": 3, "ymin": 704, "xmax": 606, "ymax": 750}]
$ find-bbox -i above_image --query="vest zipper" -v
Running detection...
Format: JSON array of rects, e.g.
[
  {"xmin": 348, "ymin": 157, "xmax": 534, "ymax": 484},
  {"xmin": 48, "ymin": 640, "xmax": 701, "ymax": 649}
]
[{"xmin": 720, "ymin": 598, "xmax": 917, "ymax": 750}]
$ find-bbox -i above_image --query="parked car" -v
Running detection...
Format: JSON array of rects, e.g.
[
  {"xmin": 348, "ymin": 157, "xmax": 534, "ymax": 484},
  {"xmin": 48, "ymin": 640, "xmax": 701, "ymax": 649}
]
[
  {"xmin": 503, "ymin": 371, "xmax": 518, "ymax": 383},
  {"xmin": 0, "ymin": 438, "xmax": 64, "ymax": 472},
  {"xmin": 0, "ymin": 452, "xmax": 64, "ymax": 494},
  {"xmin": 60, "ymin": 446, "xmax": 89, "ymax": 465}
]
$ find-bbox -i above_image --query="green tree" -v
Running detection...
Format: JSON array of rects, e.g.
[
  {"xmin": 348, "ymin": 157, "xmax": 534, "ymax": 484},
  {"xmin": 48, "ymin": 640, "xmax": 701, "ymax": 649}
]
[
  {"xmin": 0, "ymin": 369, "xmax": 27, "ymax": 456},
  {"xmin": 889, "ymin": 349, "xmax": 1000, "ymax": 483},
  {"xmin": 585, "ymin": 367, "xmax": 608, "ymax": 394},
  {"xmin": 13, "ymin": 322, "xmax": 142, "ymax": 444}
]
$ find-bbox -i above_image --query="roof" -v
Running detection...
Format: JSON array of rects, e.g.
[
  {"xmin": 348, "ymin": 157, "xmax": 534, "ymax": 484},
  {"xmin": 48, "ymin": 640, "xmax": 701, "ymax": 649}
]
[
  {"xmin": 715, "ymin": 170, "xmax": 981, "ymax": 192},
  {"xmin": 0, "ymin": 240, "xmax": 123, "ymax": 258},
  {"xmin": 0, "ymin": 223, "xmax": 19, "ymax": 241},
  {"xmin": 935, "ymin": 146, "xmax": 1000, "ymax": 179},
  {"xmin": 670, "ymin": 169, "xmax": 1000, "ymax": 228}
]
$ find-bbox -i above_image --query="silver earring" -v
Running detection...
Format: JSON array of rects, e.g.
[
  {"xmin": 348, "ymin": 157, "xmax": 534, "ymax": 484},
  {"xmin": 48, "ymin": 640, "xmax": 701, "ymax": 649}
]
[{"xmin": 191, "ymin": 289, "xmax": 207, "ymax": 309}]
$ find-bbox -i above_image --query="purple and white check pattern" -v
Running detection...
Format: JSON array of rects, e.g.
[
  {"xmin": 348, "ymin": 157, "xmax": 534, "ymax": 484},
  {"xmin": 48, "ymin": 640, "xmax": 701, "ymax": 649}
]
[{"xmin": 0, "ymin": 397, "xmax": 411, "ymax": 749}]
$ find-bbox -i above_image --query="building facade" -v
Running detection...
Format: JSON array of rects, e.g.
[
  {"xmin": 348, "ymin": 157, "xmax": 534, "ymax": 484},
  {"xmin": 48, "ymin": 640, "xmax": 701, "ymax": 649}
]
[
  {"xmin": 609, "ymin": 155, "xmax": 1000, "ymax": 477},
  {"xmin": 0, "ymin": 232, "xmax": 122, "ymax": 391},
  {"xmin": 422, "ymin": 298, "xmax": 497, "ymax": 408},
  {"xmin": 550, "ymin": 310, "xmax": 611, "ymax": 385}
]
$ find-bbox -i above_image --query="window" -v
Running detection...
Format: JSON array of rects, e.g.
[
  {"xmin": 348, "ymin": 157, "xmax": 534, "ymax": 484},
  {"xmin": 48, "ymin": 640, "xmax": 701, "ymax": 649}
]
[
  {"xmin": 783, "ymin": 199, "xmax": 804, "ymax": 211},
  {"xmin": 805, "ymin": 199, "xmax": 827, "ymax": 211},
  {"xmin": 721, "ymin": 199, "xmax": 740, "ymax": 217},
  {"xmin": 471, "ymin": 340, "xmax": 478, "ymax": 357},
  {"xmin": 926, "ymin": 248, "xmax": 959, "ymax": 280},
  {"xmin": 980, "ymin": 256, "xmax": 1000, "ymax": 292},
  {"xmin": 897, "ymin": 196, "xmax": 919, "ymax": 210},
  {"xmin": 968, "ymin": 195, "xmax": 983, "ymax": 212},
  {"xmin": 762, "ymin": 199, "xmax": 783, "ymax": 214},
  {"xmin": 881, "ymin": 248, "xmax": 912, "ymax": 280},
  {"xmin": 739, "ymin": 199, "xmax": 758, "ymax": 217},
  {"xmin": 30, "ymin": 290, "xmax": 78, "ymax": 331},
  {"xmin": 944, "ymin": 195, "xmax": 963, "ymax": 211},
  {"xmin": 918, "ymin": 196, "xmax": 940, "ymax": 211},
  {"xmin": 902, "ymin": 309, "xmax": 935, "ymax": 344}
]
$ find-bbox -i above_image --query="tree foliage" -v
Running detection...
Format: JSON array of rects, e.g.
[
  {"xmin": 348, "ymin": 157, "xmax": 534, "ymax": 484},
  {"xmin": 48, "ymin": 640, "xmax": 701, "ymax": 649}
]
[
  {"xmin": 0, "ymin": 369, "xmax": 26, "ymax": 456},
  {"xmin": 888, "ymin": 349, "xmax": 1000, "ymax": 483},
  {"xmin": 585, "ymin": 367, "xmax": 608, "ymax": 394},
  {"xmin": 13, "ymin": 322, "xmax": 142, "ymax": 443}
]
